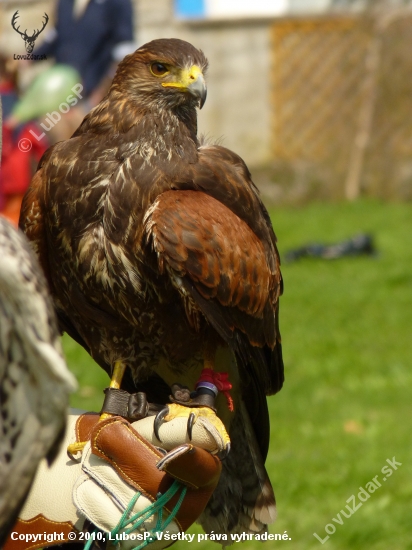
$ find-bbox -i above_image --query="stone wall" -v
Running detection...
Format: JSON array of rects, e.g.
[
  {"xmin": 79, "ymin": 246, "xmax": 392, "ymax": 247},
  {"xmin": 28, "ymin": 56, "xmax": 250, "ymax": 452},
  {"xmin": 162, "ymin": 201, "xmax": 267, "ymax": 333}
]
[{"xmin": 136, "ymin": 0, "xmax": 273, "ymax": 165}]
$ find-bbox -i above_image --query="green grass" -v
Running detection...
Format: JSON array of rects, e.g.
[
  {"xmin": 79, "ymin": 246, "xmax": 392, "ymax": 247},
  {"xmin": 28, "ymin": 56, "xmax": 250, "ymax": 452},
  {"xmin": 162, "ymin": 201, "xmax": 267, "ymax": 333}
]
[{"xmin": 63, "ymin": 199, "xmax": 412, "ymax": 550}]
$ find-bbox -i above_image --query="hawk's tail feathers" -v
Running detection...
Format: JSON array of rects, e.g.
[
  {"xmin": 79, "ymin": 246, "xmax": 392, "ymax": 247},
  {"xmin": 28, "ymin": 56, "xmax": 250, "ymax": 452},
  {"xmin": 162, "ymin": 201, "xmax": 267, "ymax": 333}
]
[{"xmin": 198, "ymin": 401, "xmax": 276, "ymax": 544}]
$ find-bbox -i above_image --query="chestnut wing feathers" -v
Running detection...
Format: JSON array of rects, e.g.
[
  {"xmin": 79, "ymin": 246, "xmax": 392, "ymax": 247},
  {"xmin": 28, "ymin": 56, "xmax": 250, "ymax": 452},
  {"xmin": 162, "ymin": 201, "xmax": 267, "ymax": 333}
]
[
  {"xmin": 146, "ymin": 191, "xmax": 272, "ymax": 313},
  {"xmin": 144, "ymin": 190, "xmax": 284, "ymax": 396}
]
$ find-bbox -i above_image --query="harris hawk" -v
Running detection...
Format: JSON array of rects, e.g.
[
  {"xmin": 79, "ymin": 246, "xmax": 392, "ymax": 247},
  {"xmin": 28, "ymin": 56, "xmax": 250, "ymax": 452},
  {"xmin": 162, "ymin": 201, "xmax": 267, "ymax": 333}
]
[{"xmin": 19, "ymin": 39, "xmax": 284, "ymax": 538}]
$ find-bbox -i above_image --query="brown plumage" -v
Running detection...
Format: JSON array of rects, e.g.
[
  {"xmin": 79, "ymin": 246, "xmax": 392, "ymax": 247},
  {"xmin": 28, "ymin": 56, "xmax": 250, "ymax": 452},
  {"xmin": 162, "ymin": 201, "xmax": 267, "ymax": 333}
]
[{"xmin": 20, "ymin": 38, "xmax": 284, "ymax": 539}]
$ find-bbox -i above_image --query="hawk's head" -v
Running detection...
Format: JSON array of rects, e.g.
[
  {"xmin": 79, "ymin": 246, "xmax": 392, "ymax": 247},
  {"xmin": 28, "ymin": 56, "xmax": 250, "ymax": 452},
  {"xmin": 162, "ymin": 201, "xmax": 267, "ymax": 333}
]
[{"xmin": 112, "ymin": 38, "xmax": 208, "ymax": 110}]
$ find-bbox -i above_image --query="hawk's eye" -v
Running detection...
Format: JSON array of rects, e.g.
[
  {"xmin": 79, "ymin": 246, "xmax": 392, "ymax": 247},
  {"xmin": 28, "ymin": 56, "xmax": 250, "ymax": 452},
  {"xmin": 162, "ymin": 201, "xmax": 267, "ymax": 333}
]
[{"xmin": 151, "ymin": 63, "xmax": 169, "ymax": 76}]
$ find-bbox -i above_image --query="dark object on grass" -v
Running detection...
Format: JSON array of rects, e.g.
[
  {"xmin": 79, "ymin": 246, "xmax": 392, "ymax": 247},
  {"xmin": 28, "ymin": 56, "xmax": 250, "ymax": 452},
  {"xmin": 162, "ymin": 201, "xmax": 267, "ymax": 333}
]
[{"xmin": 285, "ymin": 234, "xmax": 376, "ymax": 262}]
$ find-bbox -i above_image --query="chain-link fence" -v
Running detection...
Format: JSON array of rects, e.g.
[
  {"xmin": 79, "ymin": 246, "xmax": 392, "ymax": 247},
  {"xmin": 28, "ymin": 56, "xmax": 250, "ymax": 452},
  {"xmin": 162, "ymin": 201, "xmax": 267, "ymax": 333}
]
[{"xmin": 271, "ymin": 10, "xmax": 412, "ymax": 200}]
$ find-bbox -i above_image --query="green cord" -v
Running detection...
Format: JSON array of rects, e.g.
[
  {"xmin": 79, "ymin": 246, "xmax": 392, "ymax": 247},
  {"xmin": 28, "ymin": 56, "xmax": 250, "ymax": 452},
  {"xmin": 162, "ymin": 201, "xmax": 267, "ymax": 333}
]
[{"xmin": 84, "ymin": 480, "xmax": 187, "ymax": 550}]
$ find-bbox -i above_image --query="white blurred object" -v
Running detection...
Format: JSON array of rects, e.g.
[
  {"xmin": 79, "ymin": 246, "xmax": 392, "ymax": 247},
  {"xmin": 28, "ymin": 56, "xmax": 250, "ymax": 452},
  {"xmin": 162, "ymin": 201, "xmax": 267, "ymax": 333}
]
[
  {"xmin": 0, "ymin": 217, "xmax": 77, "ymax": 544},
  {"xmin": 205, "ymin": 0, "xmax": 288, "ymax": 17},
  {"xmin": 112, "ymin": 41, "xmax": 139, "ymax": 62}
]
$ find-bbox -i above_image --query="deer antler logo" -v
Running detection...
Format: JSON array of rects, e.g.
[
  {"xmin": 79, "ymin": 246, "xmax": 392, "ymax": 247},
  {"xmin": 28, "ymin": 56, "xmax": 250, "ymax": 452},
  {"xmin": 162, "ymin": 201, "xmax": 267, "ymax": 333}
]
[{"xmin": 11, "ymin": 11, "xmax": 49, "ymax": 54}]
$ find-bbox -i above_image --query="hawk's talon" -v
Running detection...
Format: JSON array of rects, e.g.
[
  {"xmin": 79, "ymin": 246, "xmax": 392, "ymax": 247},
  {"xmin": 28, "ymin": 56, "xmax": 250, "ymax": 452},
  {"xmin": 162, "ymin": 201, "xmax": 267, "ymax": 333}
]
[
  {"xmin": 154, "ymin": 407, "xmax": 168, "ymax": 442},
  {"xmin": 67, "ymin": 440, "xmax": 86, "ymax": 460},
  {"xmin": 152, "ymin": 402, "xmax": 231, "ymax": 455},
  {"xmin": 218, "ymin": 442, "xmax": 231, "ymax": 461},
  {"xmin": 187, "ymin": 412, "xmax": 195, "ymax": 441}
]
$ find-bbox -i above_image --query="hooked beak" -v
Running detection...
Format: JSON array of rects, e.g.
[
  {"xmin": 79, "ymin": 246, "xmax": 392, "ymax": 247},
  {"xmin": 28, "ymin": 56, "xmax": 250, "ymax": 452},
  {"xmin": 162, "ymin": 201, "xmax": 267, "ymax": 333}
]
[
  {"xmin": 187, "ymin": 73, "xmax": 207, "ymax": 109},
  {"xmin": 162, "ymin": 64, "xmax": 207, "ymax": 109}
]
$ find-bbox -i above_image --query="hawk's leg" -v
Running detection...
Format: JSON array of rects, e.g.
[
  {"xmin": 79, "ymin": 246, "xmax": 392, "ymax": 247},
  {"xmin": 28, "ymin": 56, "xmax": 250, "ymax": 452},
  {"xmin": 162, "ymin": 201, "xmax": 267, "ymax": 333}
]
[
  {"xmin": 99, "ymin": 360, "xmax": 126, "ymax": 419},
  {"xmin": 67, "ymin": 360, "xmax": 126, "ymax": 456},
  {"xmin": 191, "ymin": 338, "xmax": 234, "ymax": 412},
  {"xmin": 154, "ymin": 345, "xmax": 232, "ymax": 458}
]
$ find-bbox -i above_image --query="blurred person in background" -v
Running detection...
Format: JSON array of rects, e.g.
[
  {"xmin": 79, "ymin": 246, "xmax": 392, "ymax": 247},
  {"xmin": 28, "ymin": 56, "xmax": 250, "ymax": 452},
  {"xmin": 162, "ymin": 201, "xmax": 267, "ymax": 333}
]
[
  {"xmin": 1, "ymin": 62, "xmax": 84, "ymax": 226},
  {"xmin": 34, "ymin": 0, "xmax": 135, "ymax": 106},
  {"xmin": 0, "ymin": 55, "xmax": 48, "ymax": 226},
  {"xmin": 1, "ymin": 0, "xmax": 135, "ymax": 225}
]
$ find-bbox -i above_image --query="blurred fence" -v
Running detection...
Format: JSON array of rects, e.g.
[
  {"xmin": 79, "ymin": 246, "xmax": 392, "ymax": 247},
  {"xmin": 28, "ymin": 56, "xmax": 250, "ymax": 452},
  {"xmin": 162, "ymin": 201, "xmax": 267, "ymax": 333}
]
[{"xmin": 271, "ymin": 11, "xmax": 412, "ymax": 200}]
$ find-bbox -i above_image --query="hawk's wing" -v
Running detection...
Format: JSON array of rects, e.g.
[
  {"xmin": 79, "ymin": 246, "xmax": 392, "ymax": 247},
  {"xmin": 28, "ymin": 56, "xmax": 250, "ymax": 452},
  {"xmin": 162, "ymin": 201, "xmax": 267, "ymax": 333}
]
[
  {"xmin": 144, "ymin": 187, "xmax": 283, "ymax": 456},
  {"xmin": 145, "ymin": 188, "xmax": 281, "ymax": 346},
  {"xmin": 144, "ymin": 184, "xmax": 283, "ymax": 533},
  {"xmin": 144, "ymin": 143, "xmax": 285, "ymax": 534}
]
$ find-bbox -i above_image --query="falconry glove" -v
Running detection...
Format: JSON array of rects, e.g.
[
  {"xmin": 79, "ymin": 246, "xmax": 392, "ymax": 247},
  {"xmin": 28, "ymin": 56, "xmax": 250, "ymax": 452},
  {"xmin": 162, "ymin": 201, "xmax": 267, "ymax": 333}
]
[{"xmin": 4, "ymin": 411, "xmax": 222, "ymax": 550}]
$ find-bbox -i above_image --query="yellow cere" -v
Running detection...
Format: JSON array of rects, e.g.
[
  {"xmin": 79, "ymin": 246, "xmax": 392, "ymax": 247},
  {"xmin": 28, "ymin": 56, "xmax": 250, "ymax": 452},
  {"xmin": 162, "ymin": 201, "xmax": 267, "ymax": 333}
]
[{"xmin": 162, "ymin": 65, "xmax": 203, "ymax": 90}]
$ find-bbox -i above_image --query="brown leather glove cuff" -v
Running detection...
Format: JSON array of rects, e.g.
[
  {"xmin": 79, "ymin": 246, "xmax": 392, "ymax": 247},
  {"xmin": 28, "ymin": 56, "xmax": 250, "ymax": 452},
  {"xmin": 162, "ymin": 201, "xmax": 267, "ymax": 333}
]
[{"xmin": 90, "ymin": 416, "xmax": 221, "ymax": 531}]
